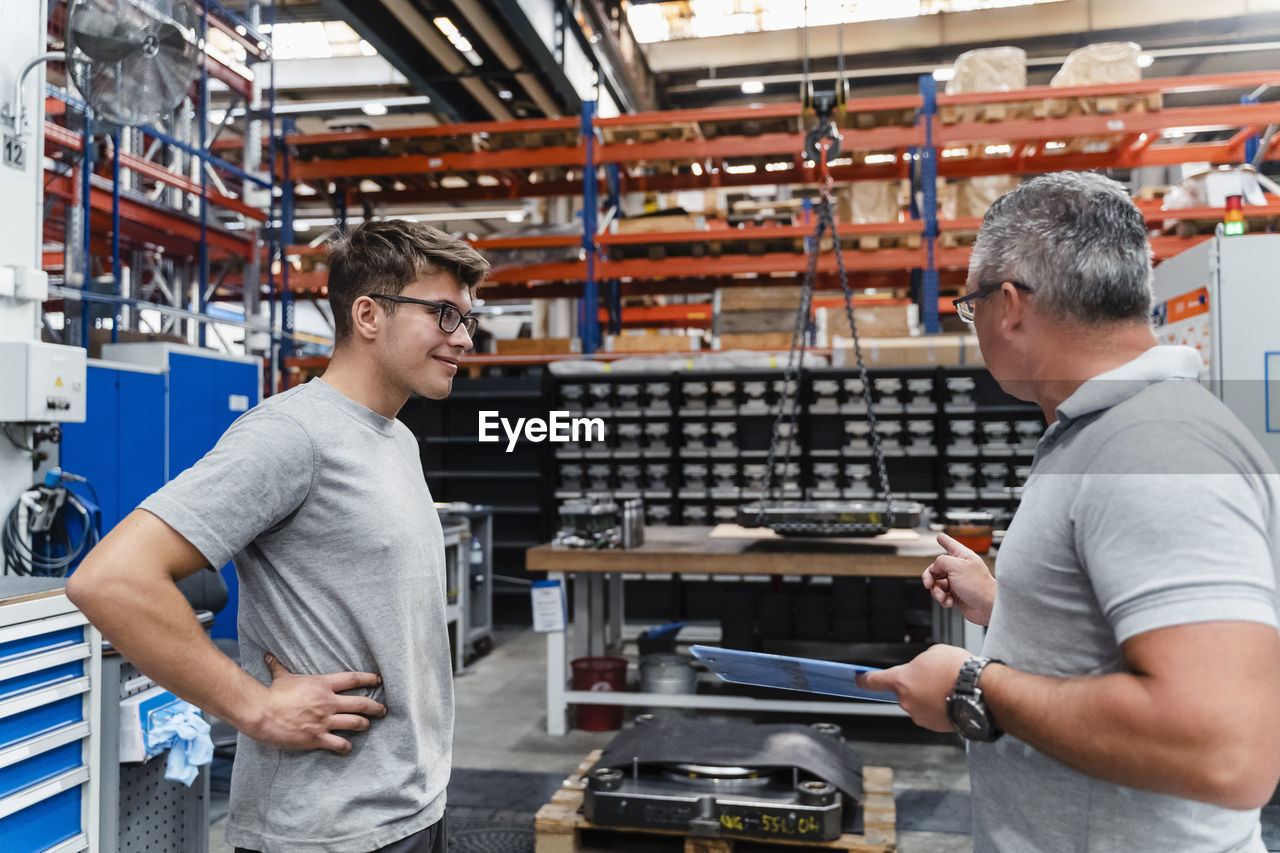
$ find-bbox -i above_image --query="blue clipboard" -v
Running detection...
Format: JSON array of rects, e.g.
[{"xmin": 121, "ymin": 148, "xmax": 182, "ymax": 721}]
[{"xmin": 690, "ymin": 645, "xmax": 898, "ymax": 703}]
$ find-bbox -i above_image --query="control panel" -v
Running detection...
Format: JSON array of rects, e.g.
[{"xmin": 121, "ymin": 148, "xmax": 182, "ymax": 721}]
[{"xmin": 0, "ymin": 340, "xmax": 87, "ymax": 422}]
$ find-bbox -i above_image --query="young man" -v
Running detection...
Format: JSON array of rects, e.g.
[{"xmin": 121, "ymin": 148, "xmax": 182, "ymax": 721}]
[
  {"xmin": 859, "ymin": 172, "xmax": 1280, "ymax": 851},
  {"xmin": 68, "ymin": 220, "xmax": 489, "ymax": 853}
]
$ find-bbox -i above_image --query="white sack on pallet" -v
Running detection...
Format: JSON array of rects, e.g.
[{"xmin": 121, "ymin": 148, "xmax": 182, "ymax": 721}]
[
  {"xmin": 837, "ymin": 181, "xmax": 903, "ymax": 223},
  {"xmin": 1051, "ymin": 42, "xmax": 1143, "ymax": 87},
  {"xmin": 944, "ymin": 48, "xmax": 1024, "ymax": 220},
  {"xmin": 945, "ymin": 46, "xmax": 1027, "ymax": 94},
  {"xmin": 955, "ymin": 175, "xmax": 1020, "ymax": 219}
]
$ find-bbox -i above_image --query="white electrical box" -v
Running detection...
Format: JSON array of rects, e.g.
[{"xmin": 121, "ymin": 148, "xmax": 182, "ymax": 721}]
[
  {"xmin": 0, "ymin": 340, "xmax": 87, "ymax": 422},
  {"xmin": 1152, "ymin": 234, "xmax": 1280, "ymax": 468}
]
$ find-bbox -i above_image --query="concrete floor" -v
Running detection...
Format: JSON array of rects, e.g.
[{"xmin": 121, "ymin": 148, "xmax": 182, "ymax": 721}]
[{"xmin": 209, "ymin": 627, "xmax": 973, "ymax": 852}]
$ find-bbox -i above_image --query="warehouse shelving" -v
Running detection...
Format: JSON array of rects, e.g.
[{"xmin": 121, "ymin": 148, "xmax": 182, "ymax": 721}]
[
  {"xmin": 280, "ymin": 68, "xmax": 1280, "ymax": 346},
  {"xmin": 39, "ymin": 0, "xmax": 291, "ymax": 387}
]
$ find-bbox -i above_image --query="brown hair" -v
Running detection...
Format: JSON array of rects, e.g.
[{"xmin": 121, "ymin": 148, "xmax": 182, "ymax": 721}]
[{"xmin": 326, "ymin": 219, "xmax": 490, "ymax": 343}]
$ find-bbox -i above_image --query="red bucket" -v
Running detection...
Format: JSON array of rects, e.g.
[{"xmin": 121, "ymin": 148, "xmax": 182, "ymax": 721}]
[{"xmin": 570, "ymin": 656, "xmax": 628, "ymax": 731}]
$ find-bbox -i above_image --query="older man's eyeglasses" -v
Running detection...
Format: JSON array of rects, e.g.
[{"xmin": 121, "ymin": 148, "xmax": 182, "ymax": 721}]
[
  {"xmin": 952, "ymin": 281, "xmax": 1033, "ymax": 323},
  {"xmin": 370, "ymin": 294, "xmax": 479, "ymax": 337}
]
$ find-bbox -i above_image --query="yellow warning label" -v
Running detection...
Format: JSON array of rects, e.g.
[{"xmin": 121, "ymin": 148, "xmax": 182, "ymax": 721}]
[{"xmin": 55, "ymin": 377, "xmax": 63, "ymax": 387}]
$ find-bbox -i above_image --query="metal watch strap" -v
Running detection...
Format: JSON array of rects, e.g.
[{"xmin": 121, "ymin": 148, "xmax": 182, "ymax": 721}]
[{"xmin": 956, "ymin": 656, "xmax": 1002, "ymax": 696}]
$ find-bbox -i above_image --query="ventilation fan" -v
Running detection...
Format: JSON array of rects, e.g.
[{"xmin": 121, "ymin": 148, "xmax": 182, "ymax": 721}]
[{"xmin": 66, "ymin": 0, "xmax": 201, "ymax": 127}]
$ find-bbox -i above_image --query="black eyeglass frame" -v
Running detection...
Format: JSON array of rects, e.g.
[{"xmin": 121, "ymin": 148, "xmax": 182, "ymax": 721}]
[
  {"xmin": 369, "ymin": 294, "xmax": 479, "ymax": 337},
  {"xmin": 952, "ymin": 281, "xmax": 1033, "ymax": 322}
]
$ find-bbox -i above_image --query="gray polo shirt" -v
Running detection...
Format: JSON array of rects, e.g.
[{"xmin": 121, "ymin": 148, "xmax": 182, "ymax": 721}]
[
  {"xmin": 142, "ymin": 378, "xmax": 452, "ymax": 853},
  {"xmin": 973, "ymin": 345, "xmax": 1278, "ymax": 852}
]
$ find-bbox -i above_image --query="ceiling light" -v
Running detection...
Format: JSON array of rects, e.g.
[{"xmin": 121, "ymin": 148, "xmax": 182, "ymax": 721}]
[
  {"xmin": 434, "ymin": 16, "xmax": 483, "ymax": 66},
  {"xmin": 740, "ymin": 80, "xmax": 765, "ymax": 95},
  {"xmin": 765, "ymin": 161, "xmax": 792, "ymax": 172},
  {"xmin": 725, "ymin": 164, "xmax": 757, "ymax": 174},
  {"xmin": 293, "ymin": 220, "xmax": 311, "ymax": 232},
  {"xmin": 983, "ymin": 143, "xmax": 1013, "ymax": 155},
  {"xmin": 362, "ymin": 103, "xmax": 388, "ymax": 116},
  {"xmin": 932, "ymin": 68, "xmax": 955, "ymax": 82},
  {"xmin": 1044, "ymin": 141, "xmax": 1066, "ymax": 150},
  {"xmin": 691, "ymin": 162, "xmax": 703, "ymax": 176},
  {"xmin": 433, "ymin": 16, "xmax": 461, "ymax": 38},
  {"xmin": 864, "ymin": 153, "xmax": 895, "ymax": 164},
  {"xmin": 1138, "ymin": 54, "xmax": 1154, "ymax": 68},
  {"xmin": 941, "ymin": 148, "xmax": 969, "ymax": 157},
  {"xmin": 498, "ymin": 89, "xmax": 513, "ymax": 100}
]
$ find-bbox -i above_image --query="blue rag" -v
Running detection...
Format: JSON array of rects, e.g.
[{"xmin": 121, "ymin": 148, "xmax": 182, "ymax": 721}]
[{"xmin": 144, "ymin": 702, "xmax": 214, "ymax": 787}]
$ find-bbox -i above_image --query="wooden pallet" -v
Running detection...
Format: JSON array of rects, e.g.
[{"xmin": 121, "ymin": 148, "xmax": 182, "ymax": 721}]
[
  {"xmin": 939, "ymin": 231, "xmax": 980, "ymax": 249},
  {"xmin": 850, "ymin": 233, "xmax": 922, "ymax": 252},
  {"xmin": 602, "ymin": 122, "xmax": 703, "ymax": 145},
  {"xmin": 700, "ymin": 116, "xmax": 805, "ymax": 138},
  {"xmin": 485, "ymin": 129, "xmax": 582, "ymax": 150},
  {"xmin": 938, "ymin": 91, "xmax": 1162, "ymax": 125},
  {"xmin": 843, "ymin": 108, "xmax": 918, "ymax": 131},
  {"xmin": 535, "ymin": 749, "xmax": 896, "ymax": 853}
]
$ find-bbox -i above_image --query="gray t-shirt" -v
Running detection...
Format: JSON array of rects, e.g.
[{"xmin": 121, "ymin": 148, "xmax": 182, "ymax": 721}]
[
  {"xmin": 141, "ymin": 377, "xmax": 452, "ymax": 853},
  {"xmin": 973, "ymin": 346, "xmax": 1279, "ymax": 852}
]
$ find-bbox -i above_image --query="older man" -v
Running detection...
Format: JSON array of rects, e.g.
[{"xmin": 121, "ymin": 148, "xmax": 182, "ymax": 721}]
[{"xmin": 859, "ymin": 171, "xmax": 1280, "ymax": 851}]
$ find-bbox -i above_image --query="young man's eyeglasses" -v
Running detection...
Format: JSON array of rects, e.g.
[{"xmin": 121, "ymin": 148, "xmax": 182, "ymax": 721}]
[
  {"xmin": 952, "ymin": 281, "xmax": 1033, "ymax": 323},
  {"xmin": 369, "ymin": 294, "xmax": 479, "ymax": 337}
]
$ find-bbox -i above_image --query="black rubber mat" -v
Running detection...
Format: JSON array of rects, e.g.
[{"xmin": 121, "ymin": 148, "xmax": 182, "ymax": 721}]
[
  {"xmin": 448, "ymin": 768, "xmax": 566, "ymax": 812},
  {"xmin": 447, "ymin": 823, "xmax": 533, "ymax": 853}
]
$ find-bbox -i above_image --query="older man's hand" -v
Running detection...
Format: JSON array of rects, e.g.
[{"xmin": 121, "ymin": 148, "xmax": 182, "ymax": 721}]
[{"xmin": 856, "ymin": 644, "xmax": 972, "ymax": 732}]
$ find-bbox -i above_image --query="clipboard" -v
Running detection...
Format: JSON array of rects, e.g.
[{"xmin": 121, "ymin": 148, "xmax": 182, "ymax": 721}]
[{"xmin": 690, "ymin": 645, "xmax": 898, "ymax": 704}]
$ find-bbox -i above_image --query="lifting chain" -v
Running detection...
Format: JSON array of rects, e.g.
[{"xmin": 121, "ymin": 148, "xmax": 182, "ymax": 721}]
[{"xmin": 756, "ymin": 141, "xmax": 894, "ymax": 523}]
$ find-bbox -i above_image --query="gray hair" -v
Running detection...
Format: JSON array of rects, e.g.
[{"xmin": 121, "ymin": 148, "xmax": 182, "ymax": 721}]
[{"xmin": 968, "ymin": 171, "xmax": 1153, "ymax": 324}]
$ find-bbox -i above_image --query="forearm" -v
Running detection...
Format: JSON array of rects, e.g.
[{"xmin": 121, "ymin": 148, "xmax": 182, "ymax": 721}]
[
  {"xmin": 68, "ymin": 570, "xmax": 267, "ymax": 734},
  {"xmin": 981, "ymin": 664, "xmax": 1261, "ymax": 808}
]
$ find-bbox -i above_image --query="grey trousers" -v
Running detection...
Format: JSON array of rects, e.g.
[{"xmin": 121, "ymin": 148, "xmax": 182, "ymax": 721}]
[{"xmin": 235, "ymin": 815, "xmax": 446, "ymax": 853}]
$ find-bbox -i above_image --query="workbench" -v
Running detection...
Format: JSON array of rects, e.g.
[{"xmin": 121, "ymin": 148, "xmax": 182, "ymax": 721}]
[{"xmin": 526, "ymin": 525, "xmax": 988, "ymax": 735}]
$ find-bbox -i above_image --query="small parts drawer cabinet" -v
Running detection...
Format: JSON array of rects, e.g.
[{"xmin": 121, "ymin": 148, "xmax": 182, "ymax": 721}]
[{"xmin": 0, "ymin": 582, "xmax": 100, "ymax": 853}]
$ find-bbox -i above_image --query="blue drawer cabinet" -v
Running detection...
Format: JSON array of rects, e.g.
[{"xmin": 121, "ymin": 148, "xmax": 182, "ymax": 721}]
[{"xmin": 0, "ymin": 585, "xmax": 100, "ymax": 853}]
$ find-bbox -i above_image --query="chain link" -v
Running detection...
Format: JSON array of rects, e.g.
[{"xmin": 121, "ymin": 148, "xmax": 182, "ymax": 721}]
[{"xmin": 823, "ymin": 199, "xmax": 893, "ymax": 511}]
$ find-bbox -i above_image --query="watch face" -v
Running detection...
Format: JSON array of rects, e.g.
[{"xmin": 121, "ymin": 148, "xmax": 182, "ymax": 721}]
[{"xmin": 947, "ymin": 695, "xmax": 993, "ymax": 741}]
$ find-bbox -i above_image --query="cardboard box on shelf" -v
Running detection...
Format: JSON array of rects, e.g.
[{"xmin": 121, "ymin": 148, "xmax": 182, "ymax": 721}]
[
  {"xmin": 613, "ymin": 214, "xmax": 704, "ymax": 235},
  {"xmin": 832, "ymin": 335, "xmax": 984, "ymax": 368},
  {"xmin": 717, "ymin": 309, "xmax": 797, "ymax": 334},
  {"xmin": 716, "ymin": 285, "xmax": 804, "ymax": 312},
  {"xmin": 495, "ymin": 337, "xmax": 582, "ymax": 355},
  {"xmin": 716, "ymin": 332, "xmax": 795, "ymax": 351},
  {"xmin": 823, "ymin": 304, "xmax": 917, "ymax": 340},
  {"xmin": 606, "ymin": 333, "xmax": 700, "ymax": 353}
]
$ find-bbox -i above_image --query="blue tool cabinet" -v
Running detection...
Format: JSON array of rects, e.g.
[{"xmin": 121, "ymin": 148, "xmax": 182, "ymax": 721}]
[
  {"xmin": 70, "ymin": 344, "xmax": 263, "ymax": 642},
  {"xmin": 0, "ymin": 579, "xmax": 101, "ymax": 853}
]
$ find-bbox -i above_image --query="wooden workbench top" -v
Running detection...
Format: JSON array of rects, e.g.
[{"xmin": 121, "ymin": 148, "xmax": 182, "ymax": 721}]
[
  {"xmin": 526, "ymin": 525, "xmax": 984, "ymax": 578},
  {"xmin": 0, "ymin": 577, "xmax": 68, "ymax": 607}
]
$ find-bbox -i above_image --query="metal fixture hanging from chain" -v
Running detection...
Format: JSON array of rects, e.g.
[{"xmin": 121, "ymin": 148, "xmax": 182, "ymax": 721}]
[{"xmin": 737, "ymin": 86, "xmax": 923, "ymax": 537}]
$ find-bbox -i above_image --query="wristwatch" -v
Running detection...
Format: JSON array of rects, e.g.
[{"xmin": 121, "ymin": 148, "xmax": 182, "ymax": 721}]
[{"xmin": 946, "ymin": 656, "xmax": 1004, "ymax": 742}]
